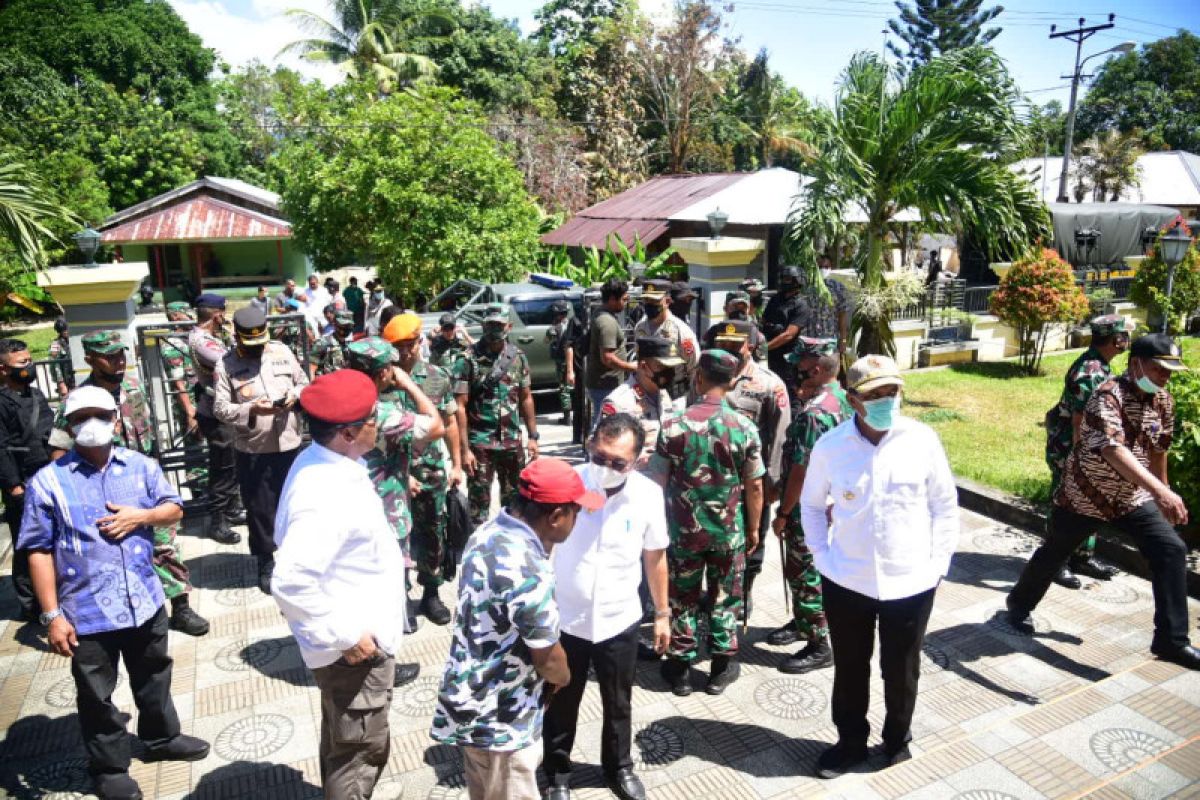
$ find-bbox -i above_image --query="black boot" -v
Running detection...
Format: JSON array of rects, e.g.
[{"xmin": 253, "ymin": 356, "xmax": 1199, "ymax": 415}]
[
  {"xmin": 419, "ymin": 586, "xmax": 451, "ymax": 625},
  {"xmin": 1051, "ymin": 564, "xmax": 1081, "ymax": 590},
  {"xmin": 168, "ymin": 596, "xmax": 209, "ymax": 637},
  {"xmin": 779, "ymin": 639, "xmax": 832, "ymax": 674},
  {"xmin": 257, "ymin": 557, "xmax": 274, "ymax": 595},
  {"xmin": 404, "ymin": 596, "xmax": 419, "ymax": 634},
  {"xmin": 766, "ymin": 623, "xmax": 799, "ymax": 646},
  {"xmin": 209, "ymin": 518, "xmax": 241, "ymax": 546},
  {"xmin": 1069, "ymin": 555, "xmax": 1118, "ymax": 580},
  {"xmin": 660, "ymin": 658, "xmax": 692, "ymax": 696},
  {"xmin": 705, "ymin": 655, "xmax": 740, "ymax": 695}
]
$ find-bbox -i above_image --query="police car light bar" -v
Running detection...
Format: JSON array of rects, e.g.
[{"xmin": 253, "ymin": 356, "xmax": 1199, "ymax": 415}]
[{"xmin": 529, "ymin": 272, "xmax": 575, "ymax": 290}]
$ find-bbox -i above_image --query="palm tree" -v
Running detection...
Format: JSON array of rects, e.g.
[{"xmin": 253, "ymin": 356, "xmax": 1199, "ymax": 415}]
[
  {"xmin": 279, "ymin": 0, "xmax": 451, "ymax": 95},
  {"xmin": 785, "ymin": 47, "xmax": 1049, "ymax": 356},
  {"xmin": 0, "ymin": 159, "xmax": 78, "ymax": 270},
  {"xmin": 737, "ymin": 49, "xmax": 815, "ymax": 168},
  {"xmin": 1073, "ymin": 130, "xmax": 1143, "ymax": 202}
]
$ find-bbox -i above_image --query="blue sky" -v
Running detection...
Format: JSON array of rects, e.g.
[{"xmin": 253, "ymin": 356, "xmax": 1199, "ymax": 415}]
[{"xmin": 172, "ymin": 0, "xmax": 1198, "ymax": 111}]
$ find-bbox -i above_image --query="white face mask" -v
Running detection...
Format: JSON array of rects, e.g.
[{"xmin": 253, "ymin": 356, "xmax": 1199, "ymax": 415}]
[
  {"xmin": 820, "ymin": 267, "xmax": 833, "ymax": 279},
  {"xmin": 72, "ymin": 417, "xmax": 115, "ymax": 448},
  {"xmin": 587, "ymin": 461, "xmax": 628, "ymax": 491}
]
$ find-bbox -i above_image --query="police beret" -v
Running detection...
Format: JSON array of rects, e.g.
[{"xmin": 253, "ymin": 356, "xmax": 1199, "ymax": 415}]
[
  {"xmin": 699, "ymin": 348, "xmax": 740, "ymax": 381},
  {"xmin": 1089, "ymin": 314, "xmax": 1128, "ymax": 337},
  {"xmin": 636, "ymin": 336, "xmax": 684, "ymax": 367},
  {"xmin": 300, "ymin": 369, "xmax": 377, "ymax": 425},
  {"xmin": 786, "ymin": 336, "xmax": 838, "ymax": 362},
  {"xmin": 195, "ymin": 293, "xmax": 226, "ymax": 310},
  {"xmin": 233, "ymin": 307, "xmax": 270, "ymax": 345},
  {"xmin": 81, "ymin": 330, "xmax": 127, "ymax": 355},
  {"xmin": 346, "ymin": 337, "xmax": 399, "ymax": 372}
]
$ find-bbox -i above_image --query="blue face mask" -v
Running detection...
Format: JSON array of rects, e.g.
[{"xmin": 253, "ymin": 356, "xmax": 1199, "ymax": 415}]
[{"xmin": 861, "ymin": 395, "xmax": 901, "ymax": 430}]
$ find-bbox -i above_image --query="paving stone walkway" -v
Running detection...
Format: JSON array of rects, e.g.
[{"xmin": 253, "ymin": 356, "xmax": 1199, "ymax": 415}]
[{"xmin": 1, "ymin": 425, "xmax": 1198, "ymax": 799}]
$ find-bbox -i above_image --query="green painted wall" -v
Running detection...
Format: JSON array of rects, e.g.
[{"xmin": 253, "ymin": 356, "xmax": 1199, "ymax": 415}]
[{"xmin": 120, "ymin": 240, "xmax": 309, "ymax": 302}]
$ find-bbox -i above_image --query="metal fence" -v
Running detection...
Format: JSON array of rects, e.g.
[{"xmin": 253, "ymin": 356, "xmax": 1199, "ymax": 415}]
[{"xmin": 891, "ymin": 274, "xmax": 1135, "ymax": 325}]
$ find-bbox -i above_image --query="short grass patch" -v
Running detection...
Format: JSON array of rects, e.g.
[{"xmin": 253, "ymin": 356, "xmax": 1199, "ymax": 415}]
[
  {"xmin": 902, "ymin": 337, "xmax": 1200, "ymax": 504},
  {"xmin": 1, "ymin": 324, "xmax": 57, "ymax": 360}
]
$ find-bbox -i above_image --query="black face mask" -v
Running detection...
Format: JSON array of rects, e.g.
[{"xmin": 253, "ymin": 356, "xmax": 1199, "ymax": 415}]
[
  {"xmin": 482, "ymin": 324, "xmax": 506, "ymax": 343},
  {"xmin": 8, "ymin": 366, "xmax": 35, "ymax": 384},
  {"xmin": 642, "ymin": 303, "xmax": 664, "ymax": 317},
  {"xmin": 651, "ymin": 368, "xmax": 674, "ymax": 388},
  {"xmin": 238, "ymin": 344, "xmax": 265, "ymax": 360},
  {"xmin": 779, "ymin": 280, "xmax": 798, "ymax": 293}
]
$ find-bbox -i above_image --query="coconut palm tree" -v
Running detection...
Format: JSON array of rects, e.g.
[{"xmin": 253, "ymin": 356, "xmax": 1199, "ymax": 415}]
[
  {"xmin": 279, "ymin": 0, "xmax": 452, "ymax": 95},
  {"xmin": 1073, "ymin": 129, "xmax": 1144, "ymax": 202},
  {"xmin": 785, "ymin": 47, "xmax": 1049, "ymax": 356},
  {"xmin": 737, "ymin": 49, "xmax": 815, "ymax": 168},
  {"xmin": 0, "ymin": 159, "xmax": 78, "ymax": 270}
]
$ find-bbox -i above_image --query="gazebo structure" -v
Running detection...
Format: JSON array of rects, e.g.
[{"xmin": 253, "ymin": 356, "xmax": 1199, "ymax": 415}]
[{"xmin": 99, "ymin": 177, "xmax": 310, "ymax": 302}]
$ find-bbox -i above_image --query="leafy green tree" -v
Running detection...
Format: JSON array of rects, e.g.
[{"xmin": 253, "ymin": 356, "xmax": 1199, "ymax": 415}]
[
  {"xmin": 784, "ymin": 47, "xmax": 1049, "ymax": 357},
  {"xmin": 887, "ymin": 0, "xmax": 1003, "ymax": 71},
  {"xmin": 1016, "ymin": 99, "xmax": 1066, "ymax": 159},
  {"xmin": 213, "ymin": 63, "xmax": 314, "ymax": 191},
  {"xmin": 276, "ymin": 87, "xmax": 542, "ymax": 292},
  {"xmin": 1075, "ymin": 32, "xmax": 1200, "ymax": 153},
  {"xmin": 1072, "ymin": 129, "xmax": 1144, "ymax": 202},
  {"xmin": 735, "ymin": 49, "xmax": 814, "ymax": 168},
  {"xmin": 1131, "ymin": 219, "xmax": 1200, "ymax": 334},
  {"xmin": 0, "ymin": 157, "xmax": 80, "ymax": 271}
]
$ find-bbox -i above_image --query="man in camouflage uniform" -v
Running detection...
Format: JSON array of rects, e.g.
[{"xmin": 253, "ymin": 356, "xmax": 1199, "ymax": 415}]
[
  {"xmin": 546, "ymin": 301, "xmax": 578, "ymax": 426},
  {"xmin": 703, "ymin": 319, "xmax": 791, "ymax": 625},
  {"xmin": 598, "ymin": 337, "xmax": 683, "ymax": 474},
  {"xmin": 633, "ymin": 287, "xmax": 699, "ymax": 396},
  {"xmin": 802, "ymin": 256, "xmax": 852, "ymax": 349},
  {"xmin": 47, "ymin": 316, "xmax": 73, "ymax": 398},
  {"xmin": 768, "ymin": 337, "xmax": 852, "ymax": 673},
  {"xmin": 1043, "ymin": 313, "xmax": 1129, "ymax": 588},
  {"xmin": 720, "ymin": 291, "xmax": 768, "ymax": 363},
  {"xmin": 162, "ymin": 302, "xmax": 202, "ymax": 457},
  {"xmin": 459, "ymin": 306, "xmax": 540, "ymax": 527},
  {"xmin": 49, "ymin": 330, "xmax": 211, "ymax": 636},
  {"xmin": 383, "ymin": 313, "xmax": 463, "ymax": 626},
  {"xmin": 308, "ymin": 308, "xmax": 355, "ymax": 377},
  {"xmin": 655, "ymin": 350, "xmax": 765, "ymax": 697}
]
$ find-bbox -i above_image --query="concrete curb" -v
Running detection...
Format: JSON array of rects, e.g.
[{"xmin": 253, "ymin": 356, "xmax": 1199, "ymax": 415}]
[{"xmin": 955, "ymin": 476, "xmax": 1200, "ymax": 599}]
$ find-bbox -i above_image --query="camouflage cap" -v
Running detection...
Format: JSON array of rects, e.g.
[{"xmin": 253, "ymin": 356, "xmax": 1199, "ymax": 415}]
[
  {"xmin": 725, "ymin": 290, "xmax": 750, "ymax": 306},
  {"xmin": 346, "ymin": 337, "xmax": 399, "ymax": 372},
  {"xmin": 740, "ymin": 278, "xmax": 764, "ymax": 293},
  {"xmin": 786, "ymin": 336, "xmax": 838, "ymax": 363},
  {"xmin": 1089, "ymin": 314, "xmax": 1128, "ymax": 337},
  {"xmin": 334, "ymin": 308, "xmax": 355, "ymax": 328},
  {"xmin": 165, "ymin": 301, "xmax": 193, "ymax": 316},
  {"xmin": 698, "ymin": 348, "xmax": 740, "ymax": 382},
  {"xmin": 482, "ymin": 304, "xmax": 508, "ymax": 324},
  {"xmin": 81, "ymin": 330, "xmax": 127, "ymax": 355}
]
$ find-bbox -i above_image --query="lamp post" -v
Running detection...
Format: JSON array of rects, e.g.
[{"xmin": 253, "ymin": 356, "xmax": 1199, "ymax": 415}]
[
  {"xmin": 1159, "ymin": 225, "xmax": 1192, "ymax": 333},
  {"xmin": 706, "ymin": 207, "xmax": 729, "ymax": 240},
  {"xmin": 1053, "ymin": 34, "xmax": 1135, "ymax": 204},
  {"xmin": 71, "ymin": 224, "xmax": 101, "ymax": 268}
]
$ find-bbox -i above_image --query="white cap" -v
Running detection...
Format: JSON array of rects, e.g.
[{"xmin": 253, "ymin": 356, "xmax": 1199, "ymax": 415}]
[{"xmin": 63, "ymin": 386, "xmax": 117, "ymax": 417}]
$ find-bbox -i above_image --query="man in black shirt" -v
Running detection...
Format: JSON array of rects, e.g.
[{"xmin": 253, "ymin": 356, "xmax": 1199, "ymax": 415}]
[
  {"xmin": 761, "ymin": 265, "xmax": 808, "ymax": 398},
  {"xmin": 0, "ymin": 338, "xmax": 53, "ymax": 621}
]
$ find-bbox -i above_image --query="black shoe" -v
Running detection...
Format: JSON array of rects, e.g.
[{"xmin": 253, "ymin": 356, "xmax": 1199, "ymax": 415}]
[
  {"xmin": 1150, "ymin": 644, "xmax": 1200, "ymax": 670},
  {"xmin": 814, "ymin": 741, "xmax": 868, "ymax": 779},
  {"xmin": 766, "ymin": 623, "xmax": 798, "ymax": 646},
  {"xmin": 404, "ymin": 598, "xmax": 419, "ymax": 634},
  {"xmin": 93, "ymin": 772, "xmax": 143, "ymax": 800},
  {"xmin": 209, "ymin": 521, "xmax": 241, "ymax": 546},
  {"xmin": 606, "ymin": 767, "xmax": 646, "ymax": 800},
  {"xmin": 257, "ymin": 558, "xmax": 274, "ymax": 595},
  {"xmin": 394, "ymin": 662, "xmax": 421, "ymax": 686},
  {"xmin": 779, "ymin": 640, "xmax": 832, "ymax": 674},
  {"xmin": 546, "ymin": 784, "xmax": 571, "ymax": 800},
  {"xmin": 226, "ymin": 507, "xmax": 247, "ymax": 526},
  {"xmin": 1004, "ymin": 607, "xmax": 1035, "ymax": 636},
  {"xmin": 884, "ymin": 743, "xmax": 913, "ymax": 766},
  {"xmin": 637, "ymin": 636, "xmax": 661, "ymax": 661},
  {"xmin": 1051, "ymin": 565, "xmax": 1082, "ymax": 590},
  {"xmin": 168, "ymin": 603, "xmax": 210, "ymax": 637},
  {"xmin": 661, "ymin": 658, "xmax": 692, "ymax": 697},
  {"xmin": 705, "ymin": 655, "xmax": 740, "ymax": 695},
  {"xmin": 419, "ymin": 589, "xmax": 451, "ymax": 625},
  {"xmin": 142, "ymin": 733, "xmax": 210, "ymax": 762},
  {"xmin": 1069, "ymin": 556, "xmax": 1118, "ymax": 581}
]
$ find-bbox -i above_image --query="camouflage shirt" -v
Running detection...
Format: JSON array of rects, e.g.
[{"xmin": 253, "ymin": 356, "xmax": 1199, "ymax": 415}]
[
  {"xmin": 430, "ymin": 336, "xmax": 469, "ymax": 381},
  {"xmin": 431, "ymin": 509, "xmax": 559, "ymax": 751},
  {"xmin": 401, "ymin": 359, "xmax": 458, "ymax": 489},
  {"xmin": 797, "ymin": 277, "xmax": 851, "ymax": 339},
  {"xmin": 364, "ymin": 389, "xmax": 435, "ymax": 547},
  {"xmin": 47, "ymin": 336, "xmax": 73, "ymax": 386},
  {"xmin": 309, "ymin": 333, "xmax": 350, "ymax": 376},
  {"xmin": 783, "ymin": 380, "xmax": 851, "ymax": 478},
  {"xmin": 655, "ymin": 396, "xmax": 766, "ymax": 551},
  {"xmin": 50, "ymin": 373, "xmax": 156, "ymax": 455},
  {"xmin": 1045, "ymin": 347, "xmax": 1112, "ymax": 472},
  {"xmin": 463, "ymin": 342, "xmax": 530, "ymax": 451}
]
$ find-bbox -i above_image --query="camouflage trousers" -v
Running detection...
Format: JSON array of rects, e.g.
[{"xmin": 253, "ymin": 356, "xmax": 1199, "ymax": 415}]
[
  {"xmin": 1049, "ymin": 465, "xmax": 1096, "ymax": 558},
  {"xmin": 668, "ymin": 546, "xmax": 745, "ymax": 662},
  {"xmin": 152, "ymin": 524, "xmax": 191, "ymax": 600},
  {"xmin": 554, "ymin": 361, "xmax": 572, "ymax": 414},
  {"xmin": 411, "ymin": 478, "xmax": 449, "ymax": 588},
  {"xmin": 467, "ymin": 446, "xmax": 525, "ymax": 526},
  {"xmin": 782, "ymin": 515, "xmax": 828, "ymax": 643}
]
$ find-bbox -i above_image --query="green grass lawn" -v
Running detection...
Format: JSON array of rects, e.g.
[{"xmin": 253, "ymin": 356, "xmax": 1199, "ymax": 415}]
[
  {"xmin": 903, "ymin": 337, "xmax": 1200, "ymax": 505},
  {"xmin": 1, "ymin": 324, "xmax": 57, "ymax": 360}
]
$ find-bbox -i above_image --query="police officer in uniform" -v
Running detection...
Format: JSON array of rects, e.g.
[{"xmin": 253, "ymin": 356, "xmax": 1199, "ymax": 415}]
[
  {"xmin": 712, "ymin": 292, "xmax": 768, "ymax": 363},
  {"xmin": 214, "ymin": 307, "xmax": 309, "ymax": 594},
  {"xmin": 633, "ymin": 288, "xmax": 699, "ymax": 390},
  {"xmin": 761, "ymin": 265, "xmax": 808, "ymax": 398},
  {"xmin": 598, "ymin": 337, "xmax": 683, "ymax": 472}
]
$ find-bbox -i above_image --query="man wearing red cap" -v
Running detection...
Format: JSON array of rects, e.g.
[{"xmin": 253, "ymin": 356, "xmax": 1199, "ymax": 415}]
[
  {"xmin": 271, "ymin": 370, "xmax": 409, "ymax": 800},
  {"xmin": 432, "ymin": 457, "xmax": 602, "ymax": 800}
]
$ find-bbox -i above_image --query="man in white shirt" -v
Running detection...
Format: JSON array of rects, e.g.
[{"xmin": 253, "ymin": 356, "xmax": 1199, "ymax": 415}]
[
  {"xmin": 543, "ymin": 413, "xmax": 670, "ymax": 800},
  {"xmin": 800, "ymin": 354, "xmax": 958, "ymax": 779},
  {"xmin": 271, "ymin": 370, "xmax": 412, "ymax": 800},
  {"xmin": 303, "ymin": 273, "xmax": 332, "ymax": 339}
]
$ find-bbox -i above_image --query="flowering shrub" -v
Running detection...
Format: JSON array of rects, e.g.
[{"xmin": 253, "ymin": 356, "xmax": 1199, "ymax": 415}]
[
  {"xmin": 1130, "ymin": 217, "xmax": 1200, "ymax": 333},
  {"xmin": 990, "ymin": 248, "xmax": 1089, "ymax": 374}
]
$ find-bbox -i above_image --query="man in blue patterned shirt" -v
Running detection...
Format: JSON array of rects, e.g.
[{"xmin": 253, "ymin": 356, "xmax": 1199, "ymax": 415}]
[
  {"xmin": 431, "ymin": 458, "xmax": 602, "ymax": 800},
  {"xmin": 19, "ymin": 386, "xmax": 209, "ymax": 800}
]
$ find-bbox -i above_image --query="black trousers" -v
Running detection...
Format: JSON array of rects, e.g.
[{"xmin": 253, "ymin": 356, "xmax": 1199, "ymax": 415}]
[
  {"xmin": 4, "ymin": 489, "xmax": 35, "ymax": 618},
  {"xmin": 235, "ymin": 449, "xmax": 298, "ymax": 560},
  {"xmin": 198, "ymin": 413, "xmax": 239, "ymax": 520},
  {"xmin": 72, "ymin": 606, "xmax": 180, "ymax": 774},
  {"xmin": 1009, "ymin": 501, "xmax": 1190, "ymax": 651},
  {"xmin": 543, "ymin": 621, "xmax": 639, "ymax": 783},
  {"xmin": 824, "ymin": 577, "xmax": 937, "ymax": 751}
]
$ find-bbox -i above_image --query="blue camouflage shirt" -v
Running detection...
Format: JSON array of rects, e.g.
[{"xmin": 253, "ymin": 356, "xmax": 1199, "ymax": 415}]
[
  {"xmin": 430, "ymin": 509, "xmax": 559, "ymax": 751},
  {"xmin": 18, "ymin": 447, "xmax": 182, "ymax": 635}
]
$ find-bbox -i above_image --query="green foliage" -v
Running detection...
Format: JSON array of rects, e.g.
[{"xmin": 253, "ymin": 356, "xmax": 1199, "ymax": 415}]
[
  {"xmin": 1017, "ymin": 100, "xmax": 1066, "ymax": 159},
  {"xmin": 276, "ymin": 87, "xmax": 541, "ymax": 293},
  {"xmin": 1075, "ymin": 32, "xmax": 1200, "ymax": 153},
  {"xmin": 0, "ymin": 158, "xmax": 80, "ymax": 271},
  {"xmin": 989, "ymin": 248, "xmax": 1090, "ymax": 375},
  {"xmin": 1167, "ymin": 366, "xmax": 1200, "ymax": 524},
  {"xmin": 886, "ymin": 0, "xmax": 1003, "ymax": 71},
  {"xmin": 732, "ymin": 49, "xmax": 815, "ymax": 169},
  {"xmin": 541, "ymin": 235, "xmax": 675, "ymax": 287},
  {"xmin": 1130, "ymin": 219, "xmax": 1200, "ymax": 333}
]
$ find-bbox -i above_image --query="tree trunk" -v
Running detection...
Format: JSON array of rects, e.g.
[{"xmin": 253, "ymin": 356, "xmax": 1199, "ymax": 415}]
[{"xmin": 856, "ymin": 217, "xmax": 896, "ymax": 358}]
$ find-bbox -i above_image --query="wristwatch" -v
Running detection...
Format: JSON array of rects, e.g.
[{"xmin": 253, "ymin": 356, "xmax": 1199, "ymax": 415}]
[
  {"xmin": 39, "ymin": 608, "xmax": 63, "ymax": 626},
  {"xmin": 527, "ymin": 431, "xmax": 540, "ymax": 441}
]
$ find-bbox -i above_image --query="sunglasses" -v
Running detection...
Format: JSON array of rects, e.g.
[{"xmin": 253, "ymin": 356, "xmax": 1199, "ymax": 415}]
[{"xmin": 589, "ymin": 452, "xmax": 632, "ymax": 473}]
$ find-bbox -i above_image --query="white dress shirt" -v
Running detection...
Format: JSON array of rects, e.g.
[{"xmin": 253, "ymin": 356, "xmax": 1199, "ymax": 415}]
[
  {"xmin": 553, "ymin": 465, "xmax": 670, "ymax": 642},
  {"xmin": 271, "ymin": 442, "xmax": 406, "ymax": 669},
  {"xmin": 800, "ymin": 414, "xmax": 959, "ymax": 601}
]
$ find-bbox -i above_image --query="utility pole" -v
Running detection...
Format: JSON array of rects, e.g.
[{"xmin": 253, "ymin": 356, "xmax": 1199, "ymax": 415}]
[{"xmin": 1050, "ymin": 15, "xmax": 1115, "ymax": 204}]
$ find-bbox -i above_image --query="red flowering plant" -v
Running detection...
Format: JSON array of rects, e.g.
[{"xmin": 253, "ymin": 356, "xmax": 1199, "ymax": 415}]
[
  {"xmin": 1130, "ymin": 216, "xmax": 1199, "ymax": 334},
  {"xmin": 990, "ymin": 247, "xmax": 1089, "ymax": 374}
]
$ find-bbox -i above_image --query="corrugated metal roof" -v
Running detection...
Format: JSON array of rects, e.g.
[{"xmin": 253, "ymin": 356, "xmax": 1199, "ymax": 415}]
[
  {"xmin": 1011, "ymin": 150, "xmax": 1200, "ymax": 207},
  {"xmin": 541, "ymin": 217, "xmax": 670, "ymax": 249},
  {"xmin": 104, "ymin": 176, "xmax": 282, "ymax": 228},
  {"xmin": 100, "ymin": 195, "xmax": 291, "ymax": 244}
]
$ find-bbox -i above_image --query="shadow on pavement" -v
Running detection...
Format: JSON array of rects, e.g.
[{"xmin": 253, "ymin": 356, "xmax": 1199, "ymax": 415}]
[
  {"xmin": 184, "ymin": 761, "xmax": 321, "ymax": 800},
  {"xmin": 184, "ymin": 550, "xmax": 258, "ymax": 590}
]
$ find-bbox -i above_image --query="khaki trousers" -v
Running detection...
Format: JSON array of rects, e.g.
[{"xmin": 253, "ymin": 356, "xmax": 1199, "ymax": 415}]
[
  {"xmin": 311, "ymin": 654, "xmax": 395, "ymax": 800},
  {"xmin": 460, "ymin": 740, "xmax": 542, "ymax": 800}
]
